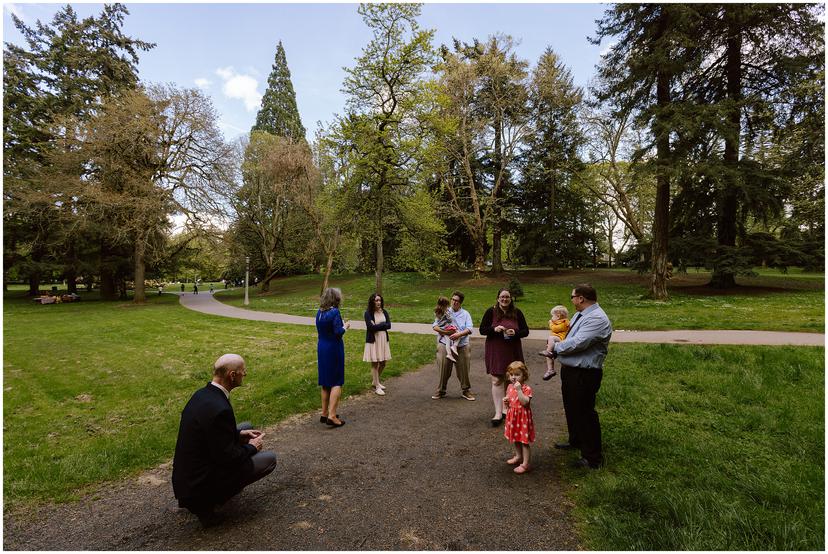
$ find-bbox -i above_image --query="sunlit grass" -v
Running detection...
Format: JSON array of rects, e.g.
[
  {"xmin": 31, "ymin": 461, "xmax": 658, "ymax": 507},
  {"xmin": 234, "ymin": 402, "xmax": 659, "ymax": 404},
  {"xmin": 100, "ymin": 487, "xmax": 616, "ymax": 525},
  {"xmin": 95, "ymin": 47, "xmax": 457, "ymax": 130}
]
[
  {"xmin": 214, "ymin": 269, "xmax": 824, "ymax": 332},
  {"xmin": 562, "ymin": 343, "xmax": 824, "ymax": 550},
  {"xmin": 3, "ymin": 290, "xmax": 434, "ymax": 508}
]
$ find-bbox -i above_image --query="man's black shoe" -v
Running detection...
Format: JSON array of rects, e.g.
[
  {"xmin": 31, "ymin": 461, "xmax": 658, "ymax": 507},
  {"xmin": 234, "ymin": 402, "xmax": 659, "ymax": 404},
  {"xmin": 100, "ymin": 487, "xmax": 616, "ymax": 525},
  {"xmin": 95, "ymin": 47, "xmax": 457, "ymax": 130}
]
[
  {"xmin": 554, "ymin": 442, "xmax": 576, "ymax": 450},
  {"xmin": 572, "ymin": 458, "xmax": 602, "ymax": 470},
  {"xmin": 195, "ymin": 509, "xmax": 224, "ymax": 528}
]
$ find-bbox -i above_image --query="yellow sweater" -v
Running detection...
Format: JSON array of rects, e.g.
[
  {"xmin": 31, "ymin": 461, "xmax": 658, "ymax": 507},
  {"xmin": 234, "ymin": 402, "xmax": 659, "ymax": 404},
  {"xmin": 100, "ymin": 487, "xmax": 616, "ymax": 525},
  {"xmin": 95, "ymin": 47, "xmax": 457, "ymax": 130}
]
[{"xmin": 549, "ymin": 318, "xmax": 570, "ymax": 341}]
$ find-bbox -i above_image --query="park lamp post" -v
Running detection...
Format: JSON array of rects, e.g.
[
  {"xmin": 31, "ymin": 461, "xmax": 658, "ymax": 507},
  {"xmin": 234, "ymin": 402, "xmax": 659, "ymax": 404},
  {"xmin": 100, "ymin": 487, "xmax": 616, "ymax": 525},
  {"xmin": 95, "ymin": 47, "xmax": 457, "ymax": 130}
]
[{"xmin": 244, "ymin": 256, "xmax": 250, "ymax": 306}]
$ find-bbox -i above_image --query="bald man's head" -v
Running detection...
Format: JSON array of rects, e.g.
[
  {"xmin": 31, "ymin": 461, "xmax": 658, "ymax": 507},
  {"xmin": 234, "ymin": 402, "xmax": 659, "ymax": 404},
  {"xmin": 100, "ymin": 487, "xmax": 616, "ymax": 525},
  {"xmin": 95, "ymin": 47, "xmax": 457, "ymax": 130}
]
[{"xmin": 214, "ymin": 353, "xmax": 246, "ymax": 379}]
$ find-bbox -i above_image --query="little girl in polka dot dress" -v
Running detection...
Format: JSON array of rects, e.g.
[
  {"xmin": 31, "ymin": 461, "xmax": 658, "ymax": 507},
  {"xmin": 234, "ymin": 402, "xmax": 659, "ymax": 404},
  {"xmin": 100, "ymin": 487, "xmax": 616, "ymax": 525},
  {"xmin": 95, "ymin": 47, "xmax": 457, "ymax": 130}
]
[{"xmin": 503, "ymin": 361, "xmax": 535, "ymax": 474}]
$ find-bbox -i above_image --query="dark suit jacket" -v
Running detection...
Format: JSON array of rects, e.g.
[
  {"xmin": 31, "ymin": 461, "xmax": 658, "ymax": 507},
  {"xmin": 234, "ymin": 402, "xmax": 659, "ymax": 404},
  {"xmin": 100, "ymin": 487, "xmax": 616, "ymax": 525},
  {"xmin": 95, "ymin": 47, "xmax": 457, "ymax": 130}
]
[
  {"xmin": 364, "ymin": 309, "xmax": 391, "ymax": 344},
  {"xmin": 172, "ymin": 383, "xmax": 256, "ymax": 511}
]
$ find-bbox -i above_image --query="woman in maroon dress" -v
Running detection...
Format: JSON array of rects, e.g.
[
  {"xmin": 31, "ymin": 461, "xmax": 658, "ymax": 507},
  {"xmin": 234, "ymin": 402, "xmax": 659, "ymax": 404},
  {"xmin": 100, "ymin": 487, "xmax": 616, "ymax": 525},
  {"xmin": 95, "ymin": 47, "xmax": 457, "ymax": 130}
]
[{"xmin": 479, "ymin": 288, "xmax": 529, "ymax": 427}]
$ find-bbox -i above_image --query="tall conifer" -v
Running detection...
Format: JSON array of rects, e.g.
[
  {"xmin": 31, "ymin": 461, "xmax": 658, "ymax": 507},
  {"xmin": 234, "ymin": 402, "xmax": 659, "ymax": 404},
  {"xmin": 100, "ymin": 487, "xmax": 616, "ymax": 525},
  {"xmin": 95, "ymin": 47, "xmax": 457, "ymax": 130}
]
[{"xmin": 252, "ymin": 41, "xmax": 306, "ymax": 142}]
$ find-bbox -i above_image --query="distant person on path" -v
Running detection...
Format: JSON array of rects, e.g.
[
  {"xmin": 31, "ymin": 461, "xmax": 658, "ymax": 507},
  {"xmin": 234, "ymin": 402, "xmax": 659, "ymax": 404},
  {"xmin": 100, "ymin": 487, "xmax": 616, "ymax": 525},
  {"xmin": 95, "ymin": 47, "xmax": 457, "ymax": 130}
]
[
  {"xmin": 539, "ymin": 305, "xmax": 570, "ymax": 380},
  {"xmin": 317, "ymin": 287, "xmax": 350, "ymax": 427},
  {"xmin": 503, "ymin": 361, "xmax": 535, "ymax": 474},
  {"xmin": 209, "ymin": 284, "xmax": 214, "ymax": 294},
  {"xmin": 193, "ymin": 283, "xmax": 199, "ymax": 295},
  {"xmin": 363, "ymin": 293, "xmax": 391, "ymax": 396},
  {"xmin": 431, "ymin": 291, "xmax": 476, "ymax": 402},
  {"xmin": 158, "ymin": 284, "xmax": 164, "ymax": 296},
  {"xmin": 433, "ymin": 296, "xmax": 459, "ymax": 362},
  {"xmin": 541, "ymin": 283, "xmax": 612, "ymax": 469},
  {"xmin": 172, "ymin": 353, "xmax": 277, "ymax": 527},
  {"xmin": 479, "ymin": 288, "xmax": 529, "ymax": 427},
  {"xmin": 180, "ymin": 283, "xmax": 185, "ymax": 293}
]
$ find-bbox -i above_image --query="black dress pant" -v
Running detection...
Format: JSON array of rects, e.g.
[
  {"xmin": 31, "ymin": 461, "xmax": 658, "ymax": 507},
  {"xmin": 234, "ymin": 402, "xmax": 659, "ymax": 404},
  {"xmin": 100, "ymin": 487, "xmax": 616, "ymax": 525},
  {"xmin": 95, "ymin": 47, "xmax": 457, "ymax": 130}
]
[{"xmin": 560, "ymin": 365, "xmax": 603, "ymax": 466}]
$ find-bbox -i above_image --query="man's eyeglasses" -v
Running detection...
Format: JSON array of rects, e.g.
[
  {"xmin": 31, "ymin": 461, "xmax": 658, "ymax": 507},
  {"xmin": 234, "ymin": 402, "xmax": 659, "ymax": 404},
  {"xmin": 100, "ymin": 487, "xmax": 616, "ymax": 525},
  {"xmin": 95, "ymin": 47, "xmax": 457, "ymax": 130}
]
[{"xmin": 570, "ymin": 294, "xmax": 581, "ymax": 299}]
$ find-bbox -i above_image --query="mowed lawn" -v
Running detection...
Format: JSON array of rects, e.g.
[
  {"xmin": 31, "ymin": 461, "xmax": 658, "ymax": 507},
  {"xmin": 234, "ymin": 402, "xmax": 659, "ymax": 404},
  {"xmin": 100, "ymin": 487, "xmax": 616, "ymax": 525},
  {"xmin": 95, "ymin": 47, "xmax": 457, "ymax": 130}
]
[
  {"xmin": 569, "ymin": 343, "xmax": 825, "ymax": 550},
  {"xmin": 215, "ymin": 269, "xmax": 825, "ymax": 332},
  {"xmin": 2, "ymin": 291, "xmax": 435, "ymax": 508},
  {"xmin": 4, "ymin": 285, "xmax": 824, "ymax": 549}
]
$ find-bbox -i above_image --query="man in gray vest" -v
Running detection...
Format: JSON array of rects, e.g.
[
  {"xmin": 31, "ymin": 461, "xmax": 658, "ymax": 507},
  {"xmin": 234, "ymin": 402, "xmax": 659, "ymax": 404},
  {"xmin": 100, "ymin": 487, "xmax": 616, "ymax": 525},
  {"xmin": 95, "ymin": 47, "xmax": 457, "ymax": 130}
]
[{"xmin": 541, "ymin": 283, "xmax": 612, "ymax": 469}]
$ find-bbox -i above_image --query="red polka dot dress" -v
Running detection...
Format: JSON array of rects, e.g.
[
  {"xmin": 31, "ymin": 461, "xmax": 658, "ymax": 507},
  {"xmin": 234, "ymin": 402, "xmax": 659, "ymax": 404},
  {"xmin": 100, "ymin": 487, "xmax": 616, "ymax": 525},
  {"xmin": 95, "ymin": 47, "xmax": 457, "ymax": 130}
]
[{"xmin": 504, "ymin": 384, "xmax": 535, "ymax": 444}]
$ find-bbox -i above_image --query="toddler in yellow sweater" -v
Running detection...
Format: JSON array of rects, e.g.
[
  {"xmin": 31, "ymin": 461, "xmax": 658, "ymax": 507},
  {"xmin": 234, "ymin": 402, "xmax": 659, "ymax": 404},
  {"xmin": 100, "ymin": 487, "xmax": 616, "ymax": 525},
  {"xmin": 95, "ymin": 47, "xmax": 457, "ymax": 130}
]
[{"xmin": 540, "ymin": 305, "xmax": 569, "ymax": 380}]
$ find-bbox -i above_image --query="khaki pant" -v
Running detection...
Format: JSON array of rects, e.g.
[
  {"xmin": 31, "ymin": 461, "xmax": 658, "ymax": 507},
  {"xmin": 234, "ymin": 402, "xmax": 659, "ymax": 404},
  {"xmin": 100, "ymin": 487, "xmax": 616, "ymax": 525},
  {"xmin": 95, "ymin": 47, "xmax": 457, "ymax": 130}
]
[{"xmin": 435, "ymin": 343, "xmax": 471, "ymax": 394}]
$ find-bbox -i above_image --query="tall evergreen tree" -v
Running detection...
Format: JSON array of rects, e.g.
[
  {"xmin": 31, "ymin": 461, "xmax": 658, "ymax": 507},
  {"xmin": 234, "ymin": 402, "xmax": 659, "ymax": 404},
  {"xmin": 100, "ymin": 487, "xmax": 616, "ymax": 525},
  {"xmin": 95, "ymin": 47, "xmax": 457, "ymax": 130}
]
[
  {"xmin": 252, "ymin": 41, "xmax": 306, "ymax": 142},
  {"xmin": 592, "ymin": 5, "xmax": 704, "ymax": 299},
  {"xmin": 3, "ymin": 4, "xmax": 154, "ymax": 295},
  {"xmin": 513, "ymin": 48, "xmax": 588, "ymax": 269},
  {"xmin": 674, "ymin": 4, "xmax": 824, "ymax": 288}
]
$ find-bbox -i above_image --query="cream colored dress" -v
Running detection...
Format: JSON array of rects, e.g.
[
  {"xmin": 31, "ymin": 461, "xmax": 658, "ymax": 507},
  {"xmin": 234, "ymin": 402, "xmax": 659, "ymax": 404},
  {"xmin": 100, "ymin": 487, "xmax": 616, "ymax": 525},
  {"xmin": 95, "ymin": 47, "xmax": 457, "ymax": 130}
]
[{"xmin": 363, "ymin": 311, "xmax": 392, "ymax": 362}]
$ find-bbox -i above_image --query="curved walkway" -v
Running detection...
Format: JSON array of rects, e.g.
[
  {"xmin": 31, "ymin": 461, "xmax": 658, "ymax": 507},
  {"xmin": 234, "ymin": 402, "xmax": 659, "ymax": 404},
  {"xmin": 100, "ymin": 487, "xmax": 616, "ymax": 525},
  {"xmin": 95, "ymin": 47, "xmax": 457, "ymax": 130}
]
[{"xmin": 178, "ymin": 292, "xmax": 824, "ymax": 346}]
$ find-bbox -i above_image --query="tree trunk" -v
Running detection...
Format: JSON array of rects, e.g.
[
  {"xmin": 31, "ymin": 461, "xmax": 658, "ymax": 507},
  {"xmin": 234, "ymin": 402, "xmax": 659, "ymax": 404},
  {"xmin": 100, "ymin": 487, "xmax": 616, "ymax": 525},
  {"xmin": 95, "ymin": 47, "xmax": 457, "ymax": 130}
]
[
  {"xmin": 491, "ymin": 208, "xmax": 503, "ymax": 274},
  {"xmin": 100, "ymin": 269, "xmax": 116, "ymax": 299},
  {"xmin": 119, "ymin": 276, "xmax": 128, "ymax": 300},
  {"xmin": 710, "ymin": 6, "xmax": 741, "ymax": 290},
  {"xmin": 65, "ymin": 240, "xmax": 78, "ymax": 294},
  {"xmin": 491, "ymin": 112, "xmax": 504, "ymax": 275},
  {"xmin": 320, "ymin": 250, "xmax": 334, "ymax": 295},
  {"xmin": 472, "ymin": 235, "xmax": 486, "ymax": 278},
  {"xmin": 27, "ymin": 271, "xmax": 41, "ymax": 297},
  {"xmin": 26, "ymin": 247, "xmax": 43, "ymax": 296},
  {"xmin": 648, "ymin": 10, "xmax": 671, "ymax": 301},
  {"xmin": 133, "ymin": 240, "xmax": 146, "ymax": 304},
  {"xmin": 375, "ymin": 234, "xmax": 383, "ymax": 296},
  {"xmin": 549, "ymin": 177, "xmax": 559, "ymax": 272}
]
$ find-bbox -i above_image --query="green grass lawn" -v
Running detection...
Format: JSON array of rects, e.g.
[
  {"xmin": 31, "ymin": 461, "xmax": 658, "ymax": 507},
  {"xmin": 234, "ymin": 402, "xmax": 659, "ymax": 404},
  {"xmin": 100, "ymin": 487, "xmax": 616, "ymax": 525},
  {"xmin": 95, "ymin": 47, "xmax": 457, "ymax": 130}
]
[
  {"xmin": 567, "ymin": 343, "xmax": 824, "ymax": 550},
  {"xmin": 2, "ymin": 290, "xmax": 435, "ymax": 509},
  {"xmin": 4, "ymin": 285, "xmax": 824, "ymax": 549},
  {"xmin": 214, "ymin": 269, "xmax": 825, "ymax": 332}
]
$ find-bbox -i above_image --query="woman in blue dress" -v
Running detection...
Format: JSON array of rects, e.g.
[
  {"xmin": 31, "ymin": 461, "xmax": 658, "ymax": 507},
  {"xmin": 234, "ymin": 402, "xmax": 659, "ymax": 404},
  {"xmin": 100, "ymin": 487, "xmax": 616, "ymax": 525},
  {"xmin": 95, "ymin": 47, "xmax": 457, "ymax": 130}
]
[{"xmin": 317, "ymin": 287, "xmax": 350, "ymax": 427}]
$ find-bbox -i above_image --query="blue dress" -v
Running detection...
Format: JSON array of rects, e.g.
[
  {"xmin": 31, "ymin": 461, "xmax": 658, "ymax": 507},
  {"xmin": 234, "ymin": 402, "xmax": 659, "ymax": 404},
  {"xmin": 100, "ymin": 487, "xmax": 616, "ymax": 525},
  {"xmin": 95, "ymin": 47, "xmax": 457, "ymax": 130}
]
[{"xmin": 317, "ymin": 307, "xmax": 346, "ymax": 387}]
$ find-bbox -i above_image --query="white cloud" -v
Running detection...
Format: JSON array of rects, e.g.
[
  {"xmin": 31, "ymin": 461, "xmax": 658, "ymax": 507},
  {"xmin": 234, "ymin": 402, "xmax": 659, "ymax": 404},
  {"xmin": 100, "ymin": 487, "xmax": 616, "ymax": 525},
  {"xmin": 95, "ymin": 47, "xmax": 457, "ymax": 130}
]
[
  {"xmin": 5, "ymin": 3, "xmax": 25, "ymax": 21},
  {"xmin": 194, "ymin": 78, "xmax": 212, "ymax": 90},
  {"xmin": 215, "ymin": 66, "xmax": 261, "ymax": 112}
]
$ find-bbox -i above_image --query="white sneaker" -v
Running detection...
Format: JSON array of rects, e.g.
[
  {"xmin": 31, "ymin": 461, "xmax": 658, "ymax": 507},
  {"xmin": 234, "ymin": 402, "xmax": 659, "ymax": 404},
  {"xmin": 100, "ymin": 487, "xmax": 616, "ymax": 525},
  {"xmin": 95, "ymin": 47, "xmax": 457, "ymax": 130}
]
[
  {"xmin": 375, "ymin": 387, "xmax": 385, "ymax": 396},
  {"xmin": 451, "ymin": 345, "xmax": 459, "ymax": 356},
  {"xmin": 446, "ymin": 353, "xmax": 457, "ymax": 363},
  {"xmin": 378, "ymin": 383, "xmax": 386, "ymax": 390}
]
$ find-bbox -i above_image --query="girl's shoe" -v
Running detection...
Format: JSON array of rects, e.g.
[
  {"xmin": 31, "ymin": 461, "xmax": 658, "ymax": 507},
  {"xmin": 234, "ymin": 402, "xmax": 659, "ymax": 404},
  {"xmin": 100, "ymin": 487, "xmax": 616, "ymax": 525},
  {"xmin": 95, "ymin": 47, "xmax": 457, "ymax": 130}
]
[
  {"xmin": 375, "ymin": 387, "xmax": 386, "ymax": 396},
  {"xmin": 542, "ymin": 368, "xmax": 557, "ymax": 380},
  {"xmin": 514, "ymin": 463, "xmax": 531, "ymax": 474},
  {"xmin": 377, "ymin": 383, "xmax": 386, "ymax": 390},
  {"xmin": 506, "ymin": 456, "xmax": 522, "ymax": 465}
]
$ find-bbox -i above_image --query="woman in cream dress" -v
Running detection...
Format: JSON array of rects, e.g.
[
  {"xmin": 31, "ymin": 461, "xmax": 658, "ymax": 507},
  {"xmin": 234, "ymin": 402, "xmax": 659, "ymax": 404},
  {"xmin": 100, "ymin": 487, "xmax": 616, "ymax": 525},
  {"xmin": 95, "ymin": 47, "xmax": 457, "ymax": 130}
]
[{"xmin": 363, "ymin": 293, "xmax": 392, "ymax": 395}]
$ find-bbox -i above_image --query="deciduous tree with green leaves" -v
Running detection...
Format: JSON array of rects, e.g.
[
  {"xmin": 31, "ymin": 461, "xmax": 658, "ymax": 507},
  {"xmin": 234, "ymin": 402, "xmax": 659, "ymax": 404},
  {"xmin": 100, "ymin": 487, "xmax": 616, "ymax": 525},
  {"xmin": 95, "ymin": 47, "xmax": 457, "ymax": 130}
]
[{"xmin": 339, "ymin": 2, "xmax": 436, "ymax": 294}]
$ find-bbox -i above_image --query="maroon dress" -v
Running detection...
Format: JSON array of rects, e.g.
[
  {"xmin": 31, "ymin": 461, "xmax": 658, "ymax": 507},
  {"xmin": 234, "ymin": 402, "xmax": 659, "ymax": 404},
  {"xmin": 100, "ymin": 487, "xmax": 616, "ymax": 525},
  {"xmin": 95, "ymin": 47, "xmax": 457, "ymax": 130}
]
[{"xmin": 479, "ymin": 307, "xmax": 529, "ymax": 376}]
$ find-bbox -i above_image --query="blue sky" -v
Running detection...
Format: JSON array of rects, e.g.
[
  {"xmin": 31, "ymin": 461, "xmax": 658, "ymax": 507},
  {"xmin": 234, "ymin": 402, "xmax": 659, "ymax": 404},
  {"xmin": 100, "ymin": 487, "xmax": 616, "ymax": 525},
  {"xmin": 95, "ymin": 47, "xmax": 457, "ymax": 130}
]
[{"xmin": 3, "ymin": 2, "xmax": 612, "ymax": 142}]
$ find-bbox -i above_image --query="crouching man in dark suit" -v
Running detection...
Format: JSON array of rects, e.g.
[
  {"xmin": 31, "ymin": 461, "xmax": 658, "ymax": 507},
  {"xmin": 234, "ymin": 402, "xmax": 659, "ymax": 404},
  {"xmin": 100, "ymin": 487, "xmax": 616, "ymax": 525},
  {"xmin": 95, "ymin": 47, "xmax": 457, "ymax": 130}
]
[{"xmin": 172, "ymin": 353, "xmax": 277, "ymax": 526}]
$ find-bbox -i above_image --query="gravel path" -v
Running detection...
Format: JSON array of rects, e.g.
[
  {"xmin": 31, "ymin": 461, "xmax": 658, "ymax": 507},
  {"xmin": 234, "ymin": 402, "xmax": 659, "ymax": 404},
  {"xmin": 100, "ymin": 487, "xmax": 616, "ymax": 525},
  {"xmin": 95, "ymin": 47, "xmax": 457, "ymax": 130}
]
[
  {"xmin": 4, "ymin": 339, "xmax": 580, "ymax": 550},
  {"xmin": 179, "ymin": 292, "xmax": 823, "ymax": 346}
]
